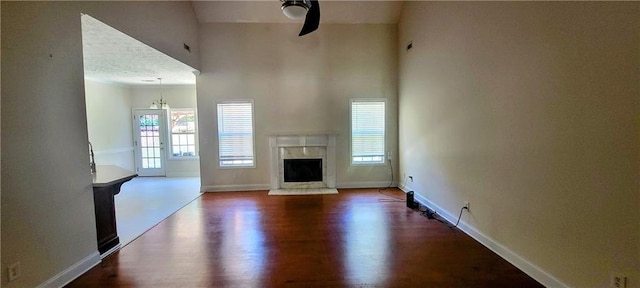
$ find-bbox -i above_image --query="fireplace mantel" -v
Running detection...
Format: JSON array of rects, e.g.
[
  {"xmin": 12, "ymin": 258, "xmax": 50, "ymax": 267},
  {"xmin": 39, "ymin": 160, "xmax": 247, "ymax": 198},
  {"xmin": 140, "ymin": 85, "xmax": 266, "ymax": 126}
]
[{"xmin": 269, "ymin": 134, "xmax": 337, "ymax": 189}]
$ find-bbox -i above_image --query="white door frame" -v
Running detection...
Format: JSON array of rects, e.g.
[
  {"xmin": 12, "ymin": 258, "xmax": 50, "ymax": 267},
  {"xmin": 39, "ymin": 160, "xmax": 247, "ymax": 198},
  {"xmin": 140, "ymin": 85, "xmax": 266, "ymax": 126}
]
[{"xmin": 133, "ymin": 109, "xmax": 168, "ymax": 176}]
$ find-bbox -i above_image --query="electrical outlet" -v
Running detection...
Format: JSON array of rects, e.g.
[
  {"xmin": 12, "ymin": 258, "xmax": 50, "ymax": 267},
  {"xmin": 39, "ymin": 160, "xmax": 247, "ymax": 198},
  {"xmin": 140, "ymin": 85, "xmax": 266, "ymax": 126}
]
[
  {"xmin": 8, "ymin": 262, "xmax": 21, "ymax": 282},
  {"xmin": 611, "ymin": 273, "xmax": 627, "ymax": 288},
  {"xmin": 408, "ymin": 176, "xmax": 413, "ymax": 182},
  {"xmin": 464, "ymin": 202, "xmax": 470, "ymax": 211}
]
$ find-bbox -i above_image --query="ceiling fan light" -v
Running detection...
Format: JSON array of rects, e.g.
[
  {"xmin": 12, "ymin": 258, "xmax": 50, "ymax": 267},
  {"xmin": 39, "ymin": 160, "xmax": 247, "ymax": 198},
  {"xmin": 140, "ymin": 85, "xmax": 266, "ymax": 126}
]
[{"xmin": 281, "ymin": 0, "xmax": 309, "ymax": 19}]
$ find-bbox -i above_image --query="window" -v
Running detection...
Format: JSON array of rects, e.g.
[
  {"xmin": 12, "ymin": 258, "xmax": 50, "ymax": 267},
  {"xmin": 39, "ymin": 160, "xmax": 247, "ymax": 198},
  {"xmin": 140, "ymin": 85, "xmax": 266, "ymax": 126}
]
[
  {"xmin": 351, "ymin": 99, "xmax": 385, "ymax": 164},
  {"xmin": 169, "ymin": 109, "xmax": 197, "ymax": 158},
  {"xmin": 217, "ymin": 101, "xmax": 255, "ymax": 167}
]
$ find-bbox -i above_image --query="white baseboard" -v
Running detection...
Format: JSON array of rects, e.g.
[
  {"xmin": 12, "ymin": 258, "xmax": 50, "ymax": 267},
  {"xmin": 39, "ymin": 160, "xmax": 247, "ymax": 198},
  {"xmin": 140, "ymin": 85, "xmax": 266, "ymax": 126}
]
[
  {"xmin": 400, "ymin": 188, "xmax": 568, "ymax": 288},
  {"xmin": 398, "ymin": 183, "xmax": 411, "ymax": 192},
  {"xmin": 201, "ymin": 184, "xmax": 271, "ymax": 192},
  {"xmin": 37, "ymin": 251, "xmax": 100, "ymax": 288},
  {"xmin": 100, "ymin": 244, "xmax": 121, "ymax": 259},
  {"xmin": 337, "ymin": 181, "xmax": 397, "ymax": 189}
]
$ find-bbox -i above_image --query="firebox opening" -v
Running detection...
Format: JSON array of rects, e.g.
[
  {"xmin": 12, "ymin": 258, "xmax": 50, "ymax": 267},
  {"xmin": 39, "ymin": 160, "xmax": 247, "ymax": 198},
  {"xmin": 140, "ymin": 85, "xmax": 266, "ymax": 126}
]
[{"xmin": 284, "ymin": 158, "xmax": 322, "ymax": 182}]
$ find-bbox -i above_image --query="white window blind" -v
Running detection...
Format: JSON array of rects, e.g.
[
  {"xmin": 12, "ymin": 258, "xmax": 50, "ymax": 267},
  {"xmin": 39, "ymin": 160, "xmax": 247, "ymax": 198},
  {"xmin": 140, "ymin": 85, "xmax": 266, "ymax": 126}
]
[
  {"xmin": 217, "ymin": 102, "xmax": 254, "ymax": 167},
  {"xmin": 351, "ymin": 100, "xmax": 385, "ymax": 164}
]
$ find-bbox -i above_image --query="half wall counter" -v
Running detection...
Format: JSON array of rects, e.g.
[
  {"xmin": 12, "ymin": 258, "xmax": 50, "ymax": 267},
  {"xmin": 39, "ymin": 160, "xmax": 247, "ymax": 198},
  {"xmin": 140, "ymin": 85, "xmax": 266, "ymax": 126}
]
[{"xmin": 92, "ymin": 165, "xmax": 137, "ymax": 256}]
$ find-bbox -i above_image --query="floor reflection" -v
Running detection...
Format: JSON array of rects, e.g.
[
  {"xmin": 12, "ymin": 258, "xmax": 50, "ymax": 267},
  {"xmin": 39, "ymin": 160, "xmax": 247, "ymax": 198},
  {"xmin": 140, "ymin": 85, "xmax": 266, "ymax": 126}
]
[
  {"xmin": 212, "ymin": 199, "xmax": 266, "ymax": 287},
  {"xmin": 342, "ymin": 203, "xmax": 390, "ymax": 286}
]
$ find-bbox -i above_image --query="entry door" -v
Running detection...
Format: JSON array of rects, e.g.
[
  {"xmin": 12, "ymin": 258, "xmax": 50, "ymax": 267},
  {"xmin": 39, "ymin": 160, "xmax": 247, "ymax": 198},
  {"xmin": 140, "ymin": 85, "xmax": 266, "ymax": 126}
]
[{"xmin": 133, "ymin": 109, "xmax": 167, "ymax": 176}]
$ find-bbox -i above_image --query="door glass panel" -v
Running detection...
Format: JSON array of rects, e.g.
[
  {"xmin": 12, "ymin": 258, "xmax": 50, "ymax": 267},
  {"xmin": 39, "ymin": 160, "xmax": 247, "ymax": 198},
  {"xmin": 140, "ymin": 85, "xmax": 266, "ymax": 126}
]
[{"xmin": 139, "ymin": 114, "xmax": 162, "ymax": 169}]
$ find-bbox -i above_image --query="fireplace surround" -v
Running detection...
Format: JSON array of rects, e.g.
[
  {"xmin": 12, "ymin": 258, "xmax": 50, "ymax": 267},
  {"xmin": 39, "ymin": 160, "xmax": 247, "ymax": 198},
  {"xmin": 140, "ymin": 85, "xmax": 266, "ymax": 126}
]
[{"xmin": 269, "ymin": 134, "xmax": 337, "ymax": 190}]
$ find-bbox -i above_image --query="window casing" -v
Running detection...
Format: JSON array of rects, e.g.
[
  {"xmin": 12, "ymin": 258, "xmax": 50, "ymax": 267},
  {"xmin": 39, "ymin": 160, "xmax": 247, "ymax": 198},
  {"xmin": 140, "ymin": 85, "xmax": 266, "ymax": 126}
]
[
  {"xmin": 217, "ymin": 101, "xmax": 255, "ymax": 168},
  {"xmin": 351, "ymin": 99, "xmax": 386, "ymax": 165},
  {"xmin": 169, "ymin": 109, "xmax": 198, "ymax": 158}
]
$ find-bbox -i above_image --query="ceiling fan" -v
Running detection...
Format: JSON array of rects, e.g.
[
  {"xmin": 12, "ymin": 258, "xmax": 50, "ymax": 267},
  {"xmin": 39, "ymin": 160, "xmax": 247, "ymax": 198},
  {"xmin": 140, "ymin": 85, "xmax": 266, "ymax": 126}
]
[{"xmin": 280, "ymin": 0, "xmax": 320, "ymax": 36}]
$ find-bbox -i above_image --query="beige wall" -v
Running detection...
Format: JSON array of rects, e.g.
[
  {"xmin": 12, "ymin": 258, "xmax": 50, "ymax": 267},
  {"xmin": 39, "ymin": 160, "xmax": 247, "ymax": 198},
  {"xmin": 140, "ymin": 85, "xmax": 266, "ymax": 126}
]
[
  {"xmin": 130, "ymin": 85, "xmax": 200, "ymax": 177},
  {"xmin": 197, "ymin": 23, "xmax": 398, "ymax": 190},
  {"xmin": 1, "ymin": 2, "xmax": 199, "ymax": 287},
  {"xmin": 85, "ymin": 80, "xmax": 135, "ymax": 170},
  {"xmin": 130, "ymin": 85, "xmax": 197, "ymax": 109},
  {"xmin": 398, "ymin": 2, "xmax": 639, "ymax": 287}
]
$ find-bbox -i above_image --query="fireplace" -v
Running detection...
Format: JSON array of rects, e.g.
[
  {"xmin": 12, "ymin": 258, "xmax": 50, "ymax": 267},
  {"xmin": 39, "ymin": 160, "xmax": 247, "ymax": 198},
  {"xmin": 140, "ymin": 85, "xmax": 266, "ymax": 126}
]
[
  {"xmin": 284, "ymin": 158, "xmax": 323, "ymax": 182},
  {"xmin": 269, "ymin": 134, "xmax": 337, "ymax": 190}
]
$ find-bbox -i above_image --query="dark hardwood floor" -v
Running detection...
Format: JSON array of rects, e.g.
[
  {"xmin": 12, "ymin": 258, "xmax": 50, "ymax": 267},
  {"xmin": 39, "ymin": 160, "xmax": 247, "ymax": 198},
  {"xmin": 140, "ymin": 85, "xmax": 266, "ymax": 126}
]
[{"xmin": 68, "ymin": 188, "xmax": 543, "ymax": 287}]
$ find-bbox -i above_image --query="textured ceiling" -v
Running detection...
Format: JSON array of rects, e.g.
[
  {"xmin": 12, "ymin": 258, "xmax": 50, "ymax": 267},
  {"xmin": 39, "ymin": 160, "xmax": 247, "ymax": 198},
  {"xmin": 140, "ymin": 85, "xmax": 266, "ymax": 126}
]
[
  {"xmin": 192, "ymin": 0, "xmax": 404, "ymax": 24},
  {"xmin": 81, "ymin": 15, "xmax": 197, "ymax": 86}
]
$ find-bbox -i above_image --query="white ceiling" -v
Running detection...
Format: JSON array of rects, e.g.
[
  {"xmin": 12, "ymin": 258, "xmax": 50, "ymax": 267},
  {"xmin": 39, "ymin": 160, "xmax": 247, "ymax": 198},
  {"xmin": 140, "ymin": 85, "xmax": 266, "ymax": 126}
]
[{"xmin": 81, "ymin": 1, "xmax": 404, "ymax": 86}]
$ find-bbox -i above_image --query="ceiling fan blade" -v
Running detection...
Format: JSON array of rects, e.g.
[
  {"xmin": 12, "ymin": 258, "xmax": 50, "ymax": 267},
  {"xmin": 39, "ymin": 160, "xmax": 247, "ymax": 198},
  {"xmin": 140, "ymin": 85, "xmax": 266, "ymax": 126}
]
[{"xmin": 298, "ymin": 0, "xmax": 320, "ymax": 36}]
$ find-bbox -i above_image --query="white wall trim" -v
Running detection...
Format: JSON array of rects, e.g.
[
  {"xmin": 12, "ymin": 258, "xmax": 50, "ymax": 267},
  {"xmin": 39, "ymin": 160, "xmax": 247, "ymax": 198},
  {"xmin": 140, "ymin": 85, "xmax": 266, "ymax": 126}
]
[
  {"xmin": 99, "ymin": 244, "xmax": 121, "ymax": 260},
  {"xmin": 398, "ymin": 183, "xmax": 411, "ymax": 192},
  {"xmin": 337, "ymin": 181, "xmax": 396, "ymax": 189},
  {"xmin": 36, "ymin": 251, "xmax": 100, "ymax": 288},
  {"xmin": 93, "ymin": 146, "xmax": 134, "ymax": 156},
  {"xmin": 202, "ymin": 184, "xmax": 271, "ymax": 192},
  {"xmin": 398, "ymin": 187, "xmax": 569, "ymax": 288}
]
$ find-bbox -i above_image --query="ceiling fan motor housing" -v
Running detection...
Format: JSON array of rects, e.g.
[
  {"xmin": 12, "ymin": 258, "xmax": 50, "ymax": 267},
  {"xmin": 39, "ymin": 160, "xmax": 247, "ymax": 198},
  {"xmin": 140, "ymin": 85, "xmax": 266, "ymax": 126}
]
[{"xmin": 281, "ymin": 0, "xmax": 310, "ymax": 19}]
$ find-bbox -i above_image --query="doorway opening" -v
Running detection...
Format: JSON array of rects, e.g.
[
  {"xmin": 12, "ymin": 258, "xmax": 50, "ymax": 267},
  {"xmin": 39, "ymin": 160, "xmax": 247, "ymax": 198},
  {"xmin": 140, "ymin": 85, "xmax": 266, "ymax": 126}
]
[{"xmin": 81, "ymin": 14, "xmax": 201, "ymax": 248}]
